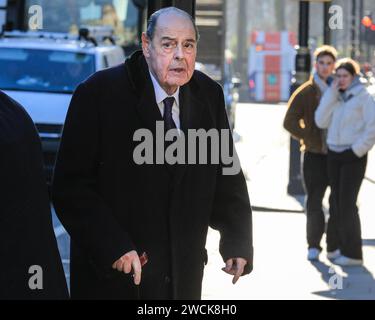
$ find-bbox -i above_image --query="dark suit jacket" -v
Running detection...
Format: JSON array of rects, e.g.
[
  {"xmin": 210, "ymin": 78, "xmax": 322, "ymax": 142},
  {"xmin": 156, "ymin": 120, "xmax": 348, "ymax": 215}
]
[
  {"xmin": 0, "ymin": 91, "xmax": 68, "ymax": 300},
  {"xmin": 52, "ymin": 51, "xmax": 253, "ymax": 300}
]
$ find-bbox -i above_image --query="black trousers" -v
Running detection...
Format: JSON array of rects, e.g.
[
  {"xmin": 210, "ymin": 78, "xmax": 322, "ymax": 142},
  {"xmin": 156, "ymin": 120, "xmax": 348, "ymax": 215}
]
[
  {"xmin": 327, "ymin": 149, "xmax": 367, "ymax": 260},
  {"xmin": 302, "ymin": 152, "xmax": 335, "ymax": 251}
]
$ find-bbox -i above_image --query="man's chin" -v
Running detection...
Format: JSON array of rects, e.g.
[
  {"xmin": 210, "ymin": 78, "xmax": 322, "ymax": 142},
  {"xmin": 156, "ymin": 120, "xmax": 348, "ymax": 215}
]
[{"xmin": 167, "ymin": 78, "xmax": 191, "ymax": 87}]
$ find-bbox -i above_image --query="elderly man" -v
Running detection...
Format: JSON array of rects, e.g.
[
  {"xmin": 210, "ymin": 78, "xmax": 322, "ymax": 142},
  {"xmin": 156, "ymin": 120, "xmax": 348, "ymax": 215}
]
[{"xmin": 52, "ymin": 7, "xmax": 253, "ymax": 300}]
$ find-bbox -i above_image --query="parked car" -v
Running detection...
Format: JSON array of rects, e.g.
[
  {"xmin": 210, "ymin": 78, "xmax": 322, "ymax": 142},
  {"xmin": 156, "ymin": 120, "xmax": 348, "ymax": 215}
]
[{"xmin": 0, "ymin": 28, "xmax": 125, "ymax": 182}]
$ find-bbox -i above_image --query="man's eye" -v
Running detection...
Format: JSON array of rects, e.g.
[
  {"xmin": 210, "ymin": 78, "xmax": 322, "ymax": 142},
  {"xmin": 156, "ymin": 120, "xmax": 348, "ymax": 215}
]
[{"xmin": 185, "ymin": 43, "xmax": 194, "ymax": 49}]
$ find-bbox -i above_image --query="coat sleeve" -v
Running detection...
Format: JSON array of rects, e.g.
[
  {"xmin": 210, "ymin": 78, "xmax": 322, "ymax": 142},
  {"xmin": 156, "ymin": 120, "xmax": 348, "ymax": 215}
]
[
  {"xmin": 352, "ymin": 94, "xmax": 375, "ymax": 157},
  {"xmin": 52, "ymin": 81, "xmax": 136, "ymax": 273},
  {"xmin": 283, "ymin": 87, "xmax": 306, "ymax": 140},
  {"xmin": 315, "ymin": 87, "xmax": 339, "ymax": 129},
  {"xmin": 209, "ymin": 84, "xmax": 253, "ymax": 275}
]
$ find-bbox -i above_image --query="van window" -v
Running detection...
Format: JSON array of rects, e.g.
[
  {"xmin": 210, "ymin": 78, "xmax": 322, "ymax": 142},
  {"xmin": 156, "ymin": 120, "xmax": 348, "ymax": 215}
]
[{"xmin": 0, "ymin": 48, "xmax": 95, "ymax": 93}]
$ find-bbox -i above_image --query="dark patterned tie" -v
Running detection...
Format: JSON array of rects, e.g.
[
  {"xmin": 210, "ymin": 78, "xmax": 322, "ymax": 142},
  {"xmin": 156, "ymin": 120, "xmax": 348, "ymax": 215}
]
[
  {"xmin": 163, "ymin": 97, "xmax": 177, "ymax": 172},
  {"xmin": 163, "ymin": 97, "xmax": 176, "ymax": 131}
]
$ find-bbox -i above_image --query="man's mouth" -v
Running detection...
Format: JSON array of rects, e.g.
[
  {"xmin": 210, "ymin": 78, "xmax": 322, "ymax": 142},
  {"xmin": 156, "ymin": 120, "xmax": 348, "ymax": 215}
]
[{"xmin": 170, "ymin": 68, "xmax": 185, "ymax": 74}]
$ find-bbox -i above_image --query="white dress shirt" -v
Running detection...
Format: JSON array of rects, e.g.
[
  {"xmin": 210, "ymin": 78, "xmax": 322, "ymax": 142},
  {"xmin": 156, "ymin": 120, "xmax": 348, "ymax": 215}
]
[{"xmin": 149, "ymin": 71, "xmax": 181, "ymax": 130}]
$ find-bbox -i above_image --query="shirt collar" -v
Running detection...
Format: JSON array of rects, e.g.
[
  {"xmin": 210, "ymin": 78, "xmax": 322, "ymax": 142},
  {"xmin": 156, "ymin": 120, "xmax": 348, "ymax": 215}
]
[{"xmin": 149, "ymin": 71, "xmax": 180, "ymax": 107}]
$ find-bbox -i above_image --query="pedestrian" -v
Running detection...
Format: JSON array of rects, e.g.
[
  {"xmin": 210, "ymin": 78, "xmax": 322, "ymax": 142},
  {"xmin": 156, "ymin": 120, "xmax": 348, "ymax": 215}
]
[
  {"xmin": 315, "ymin": 58, "xmax": 375, "ymax": 266},
  {"xmin": 52, "ymin": 7, "xmax": 253, "ymax": 300},
  {"xmin": 0, "ymin": 90, "xmax": 68, "ymax": 299},
  {"xmin": 283, "ymin": 46, "xmax": 338, "ymax": 261}
]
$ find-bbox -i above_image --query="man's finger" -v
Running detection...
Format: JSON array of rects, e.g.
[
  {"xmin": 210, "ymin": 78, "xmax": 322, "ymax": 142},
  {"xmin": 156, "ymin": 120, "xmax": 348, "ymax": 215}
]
[
  {"xmin": 116, "ymin": 258, "xmax": 124, "ymax": 272},
  {"xmin": 222, "ymin": 266, "xmax": 236, "ymax": 275},
  {"xmin": 232, "ymin": 274, "xmax": 241, "ymax": 285},
  {"xmin": 132, "ymin": 258, "xmax": 142, "ymax": 286},
  {"xmin": 224, "ymin": 259, "xmax": 233, "ymax": 273},
  {"xmin": 123, "ymin": 255, "xmax": 132, "ymax": 274},
  {"xmin": 232, "ymin": 266, "xmax": 244, "ymax": 284},
  {"xmin": 232, "ymin": 259, "xmax": 247, "ymax": 284}
]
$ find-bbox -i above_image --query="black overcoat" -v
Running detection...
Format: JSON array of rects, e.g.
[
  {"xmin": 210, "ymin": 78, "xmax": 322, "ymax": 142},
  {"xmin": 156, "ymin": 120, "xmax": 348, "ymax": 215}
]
[
  {"xmin": 52, "ymin": 51, "xmax": 253, "ymax": 300},
  {"xmin": 0, "ymin": 91, "xmax": 68, "ymax": 300}
]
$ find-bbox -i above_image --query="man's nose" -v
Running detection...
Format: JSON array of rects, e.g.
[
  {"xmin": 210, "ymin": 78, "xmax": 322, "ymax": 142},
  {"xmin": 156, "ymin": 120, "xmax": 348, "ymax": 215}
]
[{"xmin": 174, "ymin": 44, "xmax": 185, "ymax": 60}]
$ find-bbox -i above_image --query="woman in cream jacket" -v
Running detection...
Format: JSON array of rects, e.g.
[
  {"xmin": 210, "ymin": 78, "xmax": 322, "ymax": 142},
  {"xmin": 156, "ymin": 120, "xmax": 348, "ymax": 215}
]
[{"xmin": 315, "ymin": 58, "xmax": 375, "ymax": 266}]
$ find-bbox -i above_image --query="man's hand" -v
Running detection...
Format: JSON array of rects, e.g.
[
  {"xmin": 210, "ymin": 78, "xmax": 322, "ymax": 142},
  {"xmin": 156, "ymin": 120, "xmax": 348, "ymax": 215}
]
[
  {"xmin": 112, "ymin": 250, "xmax": 142, "ymax": 285},
  {"xmin": 222, "ymin": 258, "xmax": 247, "ymax": 285}
]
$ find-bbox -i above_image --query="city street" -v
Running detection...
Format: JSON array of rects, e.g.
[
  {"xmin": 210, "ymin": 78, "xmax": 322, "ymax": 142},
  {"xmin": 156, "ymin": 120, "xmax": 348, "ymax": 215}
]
[
  {"xmin": 202, "ymin": 102, "xmax": 375, "ymax": 300},
  {"xmin": 2, "ymin": 0, "xmax": 375, "ymax": 302},
  {"xmin": 52, "ymin": 102, "xmax": 375, "ymax": 300}
]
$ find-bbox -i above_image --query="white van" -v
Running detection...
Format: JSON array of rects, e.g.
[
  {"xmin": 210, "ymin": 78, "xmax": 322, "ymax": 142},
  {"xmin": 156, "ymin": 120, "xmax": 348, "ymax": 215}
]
[{"xmin": 0, "ymin": 29, "xmax": 125, "ymax": 181}]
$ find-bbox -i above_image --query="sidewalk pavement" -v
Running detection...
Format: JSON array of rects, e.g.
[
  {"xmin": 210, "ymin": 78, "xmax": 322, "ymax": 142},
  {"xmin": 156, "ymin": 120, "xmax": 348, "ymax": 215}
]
[{"xmin": 202, "ymin": 103, "xmax": 375, "ymax": 300}]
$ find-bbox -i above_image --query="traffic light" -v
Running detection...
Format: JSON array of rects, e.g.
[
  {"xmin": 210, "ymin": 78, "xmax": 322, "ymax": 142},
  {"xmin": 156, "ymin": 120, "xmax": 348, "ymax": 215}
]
[
  {"xmin": 362, "ymin": 13, "xmax": 375, "ymax": 45},
  {"xmin": 362, "ymin": 15, "xmax": 372, "ymax": 28}
]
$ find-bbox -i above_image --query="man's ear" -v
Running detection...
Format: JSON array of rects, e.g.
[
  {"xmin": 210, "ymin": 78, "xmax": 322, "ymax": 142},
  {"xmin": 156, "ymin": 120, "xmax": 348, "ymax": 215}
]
[{"xmin": 142, "ymin": 32, "xmax": 151, "ymax": 58}]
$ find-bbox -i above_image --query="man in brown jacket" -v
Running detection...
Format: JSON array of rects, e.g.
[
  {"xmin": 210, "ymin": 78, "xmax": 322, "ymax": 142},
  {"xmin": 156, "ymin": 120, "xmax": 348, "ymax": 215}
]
[{"xmin": 284, "ymin": 46, "xmax": 338, "ymax": 261}]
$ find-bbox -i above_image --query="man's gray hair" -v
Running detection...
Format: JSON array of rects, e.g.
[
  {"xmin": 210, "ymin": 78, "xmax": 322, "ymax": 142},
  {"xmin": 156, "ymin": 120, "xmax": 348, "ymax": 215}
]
[{"xmin": 146, "ymin": 7, "xmax": 200, "ymax": 42}]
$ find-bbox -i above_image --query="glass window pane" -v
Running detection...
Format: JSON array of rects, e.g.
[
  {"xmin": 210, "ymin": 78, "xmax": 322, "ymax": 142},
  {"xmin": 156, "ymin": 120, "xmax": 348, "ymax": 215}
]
[
  {"xmin": 0, "ymin": 48, "xmax": 95, "ymax": 93},
  {"xmin": 24, "ymin": 0, "xmax": 139, "ymax": 47}
]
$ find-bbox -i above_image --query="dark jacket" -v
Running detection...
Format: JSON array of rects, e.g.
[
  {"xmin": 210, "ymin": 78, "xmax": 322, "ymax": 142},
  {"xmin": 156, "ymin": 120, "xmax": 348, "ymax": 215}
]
[
  {"xmin": 52, "ymin": 51, "xmax": 253, "ymax": 300},
  {"xmin": 283, "ymin": 78, "xmax": 326, "ymax": 154},
  {"xmin": 0, "ymin": 91, "xmax": 68, "ymax": 300}
]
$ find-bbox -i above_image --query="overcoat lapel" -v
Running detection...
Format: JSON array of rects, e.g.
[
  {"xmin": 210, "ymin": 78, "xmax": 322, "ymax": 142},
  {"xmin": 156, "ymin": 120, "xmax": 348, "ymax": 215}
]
[{"xmin": 126, "ymin": 55, "xmax": 163, "ymax": 133}]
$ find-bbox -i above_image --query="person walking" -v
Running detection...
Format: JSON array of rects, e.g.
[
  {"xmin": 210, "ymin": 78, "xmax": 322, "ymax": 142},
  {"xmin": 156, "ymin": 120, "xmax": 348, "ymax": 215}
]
[
  {"xmin": 315, "ymin": 58, "xmax": 375, "ymax": 266},
  {"xmin": 52, "ymin": 7, "xmax": 253, "ymax": 299}
]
